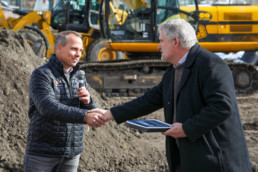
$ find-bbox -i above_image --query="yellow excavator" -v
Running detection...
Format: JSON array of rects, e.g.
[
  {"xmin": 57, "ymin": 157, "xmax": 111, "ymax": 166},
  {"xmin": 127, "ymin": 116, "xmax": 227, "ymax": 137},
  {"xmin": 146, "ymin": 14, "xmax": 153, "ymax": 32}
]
[
  {"xmin": 0, "ymin": 0, "xmax": 123, "ymax": 61},
  {"xmin": 79, "ymin": 0, "xmax": 258, "ymax": 96},
  {"xmin": 1, "ymin": 0, "xmax": 257, "ymax": 96},
  {"xmin": 0, "ymin": 1, "xmax": 53, "ymax": 57}
]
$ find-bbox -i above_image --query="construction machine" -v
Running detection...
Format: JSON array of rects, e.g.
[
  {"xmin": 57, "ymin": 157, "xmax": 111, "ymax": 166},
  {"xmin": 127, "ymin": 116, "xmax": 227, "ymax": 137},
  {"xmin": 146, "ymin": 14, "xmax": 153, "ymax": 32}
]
[
  {"xmin": 50, "ymin": 0, "xmax": 124, "ymax": 61},
  {"xmin": 79, "ymin": 0, "xmax": 258, "ymax": 96},
  {"xmin": 0, "ymin": 0, "xmax": 123, "ymax": 61},
  {"xmin": 0, "ymin": 1, "xmax": 53, "ymax": 57}
]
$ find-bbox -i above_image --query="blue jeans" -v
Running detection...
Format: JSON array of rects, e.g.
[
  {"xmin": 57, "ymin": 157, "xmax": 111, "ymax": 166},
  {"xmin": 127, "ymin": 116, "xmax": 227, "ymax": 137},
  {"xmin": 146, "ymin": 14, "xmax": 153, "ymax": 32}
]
[{"xmin": 24, "ymin": 154, "xmax": 80, "ymax": 172}]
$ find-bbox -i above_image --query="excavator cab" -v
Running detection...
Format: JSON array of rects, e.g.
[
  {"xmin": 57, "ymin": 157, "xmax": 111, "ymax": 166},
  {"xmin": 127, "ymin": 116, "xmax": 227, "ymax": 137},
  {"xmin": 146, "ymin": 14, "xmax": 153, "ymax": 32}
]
[
  {"xmin": 100, "ymin": 0, "xmax": 199, "ymax": 44},
  {"xmin": 51, "ymin": 0, "xmax": 100, "ymax": 32},
  {"xmin": 51, "ymin": 0, "xmax": 89, "ymax": 32}
]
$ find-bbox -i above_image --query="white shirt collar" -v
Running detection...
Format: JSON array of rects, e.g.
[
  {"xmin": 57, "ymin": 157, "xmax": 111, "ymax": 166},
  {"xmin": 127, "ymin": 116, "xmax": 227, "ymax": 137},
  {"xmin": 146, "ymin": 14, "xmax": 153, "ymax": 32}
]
[
  {"xmin": 173, "ymin": 52, "xmax": 189, "ymax": 68},
  {"xmin": 64, "ymin": 67, "xmax": 73, "ymax": 74}
]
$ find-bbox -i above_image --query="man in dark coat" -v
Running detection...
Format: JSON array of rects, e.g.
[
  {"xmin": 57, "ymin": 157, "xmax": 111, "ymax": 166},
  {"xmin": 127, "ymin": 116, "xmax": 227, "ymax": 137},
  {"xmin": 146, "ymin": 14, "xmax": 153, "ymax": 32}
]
[
  {"xmin": 89, "ymin": 19, "xmax": 252, "ymax": 172},
  {"xmin": 24, "ymin": 31, "xmax": 105, "ymax": 172}
]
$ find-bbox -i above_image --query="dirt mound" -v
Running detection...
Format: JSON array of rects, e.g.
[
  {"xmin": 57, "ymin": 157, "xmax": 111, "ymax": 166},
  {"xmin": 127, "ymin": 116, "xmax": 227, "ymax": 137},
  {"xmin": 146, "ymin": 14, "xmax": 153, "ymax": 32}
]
[
  {"xmin": 237, "ymin": 92, "xmax": 258, "ymax": 171},
  {"xmin": 0, "ymin": 28, "xmax": 257, "ymax": 172},
  {"xmin": 0, "ymin": 28, "xmax": 46, "ymax": 171}
]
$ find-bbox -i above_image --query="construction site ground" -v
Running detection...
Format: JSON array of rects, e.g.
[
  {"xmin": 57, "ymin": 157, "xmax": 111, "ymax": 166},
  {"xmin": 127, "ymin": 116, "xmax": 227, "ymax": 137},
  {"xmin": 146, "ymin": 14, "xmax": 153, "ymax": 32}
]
[{"xmin": 0, "ymin": 28, "xmax": 257, "ymax": 172}]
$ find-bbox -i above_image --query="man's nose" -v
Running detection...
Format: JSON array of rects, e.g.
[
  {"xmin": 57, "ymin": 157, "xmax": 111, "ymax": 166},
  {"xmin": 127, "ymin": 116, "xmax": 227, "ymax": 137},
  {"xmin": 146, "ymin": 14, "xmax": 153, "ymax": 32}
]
[
  {"xmin": 158, "ymin": 43, "xmax": 161, "ymax": 50},
  {"xmin": 75, "ymin": 50, "xmax": 81, "ymax": 57}
]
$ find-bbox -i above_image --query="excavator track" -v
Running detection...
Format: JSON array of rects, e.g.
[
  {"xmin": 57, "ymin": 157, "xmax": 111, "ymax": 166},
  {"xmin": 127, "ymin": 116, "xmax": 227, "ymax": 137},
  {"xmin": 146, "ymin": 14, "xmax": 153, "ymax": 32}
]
[
  {"xmin": 80, "ymin": 60, "xmax": 258, "ymax": 97},
  {"xmin": 228, "ymin": 62, "xmax": 258, "ymax": 94},
  {"xmin": 80, "ymin": 59, "xmax": 169, "ymax": 97}
]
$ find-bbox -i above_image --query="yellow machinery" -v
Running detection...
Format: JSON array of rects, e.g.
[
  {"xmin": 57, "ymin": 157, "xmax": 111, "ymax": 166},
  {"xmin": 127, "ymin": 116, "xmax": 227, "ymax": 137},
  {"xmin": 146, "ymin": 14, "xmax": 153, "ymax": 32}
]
[
  {"xmin": 0, "ymin": 2, "xmax": 55, "ymax": 57},
  {"xmin": 1, "ymin": 0, "xmax": 257, "ymax": 96},
  {"xmin": 0, "ymin": 0, "xmax": 122, "ymax": 61},
  {"xmin": 100, "ymin": 0, "xmax": 258, "ymax": 55},
  {"xmin": 79, "ymin": 0, "xmax": 258, "ymax": 96}
]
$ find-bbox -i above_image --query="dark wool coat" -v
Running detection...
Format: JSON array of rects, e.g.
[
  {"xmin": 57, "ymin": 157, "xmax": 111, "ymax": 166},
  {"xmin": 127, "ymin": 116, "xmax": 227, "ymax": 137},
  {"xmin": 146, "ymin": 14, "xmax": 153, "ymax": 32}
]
[
  {"xmin": 26, "ymin": 55, "xmax": 95, "ymax": 158},
  {"xmin": 111, "ymin": 44, "xmax": 252, "ymax": 172}
]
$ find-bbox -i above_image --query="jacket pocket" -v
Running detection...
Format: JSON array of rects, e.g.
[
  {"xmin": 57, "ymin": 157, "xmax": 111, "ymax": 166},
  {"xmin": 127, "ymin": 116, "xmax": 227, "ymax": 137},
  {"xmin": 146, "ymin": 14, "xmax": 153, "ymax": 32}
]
[
  {"xmin": 203, "ymin": 131, "xmax": 224, "ymax": 172},
  {"xmin": 179, "ymin": 136, "xmax": 224, "ymax": 172},
  {"xmin": 203, "ymin": 134, "xmax": 215, "ymax": 155}
]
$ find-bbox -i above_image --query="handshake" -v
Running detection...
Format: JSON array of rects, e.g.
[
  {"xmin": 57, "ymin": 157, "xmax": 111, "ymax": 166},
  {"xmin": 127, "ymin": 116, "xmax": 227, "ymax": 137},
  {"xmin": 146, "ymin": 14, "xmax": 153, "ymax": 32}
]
[
  {"xmin": 85, "ymin": 108, "xmax": 114, "ymax": 127},
  {"xmin": 85, "ymin": 108, "xmax": 187, "ymax": 138}
]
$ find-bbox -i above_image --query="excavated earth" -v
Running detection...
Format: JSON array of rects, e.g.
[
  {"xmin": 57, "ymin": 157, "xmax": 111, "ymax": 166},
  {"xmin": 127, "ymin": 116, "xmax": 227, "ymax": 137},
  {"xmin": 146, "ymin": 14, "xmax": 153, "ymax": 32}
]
[{"xmin": 0, "ymin": 28, "xmax": 257, "ymax": 172}]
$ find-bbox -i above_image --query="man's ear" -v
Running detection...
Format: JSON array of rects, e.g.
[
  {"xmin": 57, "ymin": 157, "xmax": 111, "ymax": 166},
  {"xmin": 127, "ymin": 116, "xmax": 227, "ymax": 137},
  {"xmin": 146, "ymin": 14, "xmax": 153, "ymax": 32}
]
[
  {"xmin": 56, "ymin": 44, "xmax": 62, "ymax": 53},
  {"xmin": 174, "ymin": 37, "xmax": 180, "ymax": 47}
]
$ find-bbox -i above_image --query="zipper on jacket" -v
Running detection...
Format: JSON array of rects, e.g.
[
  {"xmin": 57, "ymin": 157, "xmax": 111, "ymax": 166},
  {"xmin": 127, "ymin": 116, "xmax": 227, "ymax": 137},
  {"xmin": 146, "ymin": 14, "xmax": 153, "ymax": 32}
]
[
  {"xmin": 69, "ymin": 74, "xmax": 80, "ymax": 157},
  {"xmin": 64, "ymin": 73, "xmax": 75, "ymax": 157}
]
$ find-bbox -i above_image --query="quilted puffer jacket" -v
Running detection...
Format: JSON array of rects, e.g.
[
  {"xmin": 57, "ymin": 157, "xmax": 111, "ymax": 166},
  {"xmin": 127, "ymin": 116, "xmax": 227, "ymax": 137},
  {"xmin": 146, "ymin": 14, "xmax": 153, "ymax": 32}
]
[{"xmin": 25, "ymin": 54, "xmax": 96, "ymax": 158}]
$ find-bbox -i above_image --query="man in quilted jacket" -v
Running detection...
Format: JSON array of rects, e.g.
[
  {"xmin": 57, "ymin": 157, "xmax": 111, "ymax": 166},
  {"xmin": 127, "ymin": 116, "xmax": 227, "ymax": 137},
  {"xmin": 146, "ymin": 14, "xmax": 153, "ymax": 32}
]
[{"xmin": 24, "ymin": 31, "xmax": 105, "ymax": 171}]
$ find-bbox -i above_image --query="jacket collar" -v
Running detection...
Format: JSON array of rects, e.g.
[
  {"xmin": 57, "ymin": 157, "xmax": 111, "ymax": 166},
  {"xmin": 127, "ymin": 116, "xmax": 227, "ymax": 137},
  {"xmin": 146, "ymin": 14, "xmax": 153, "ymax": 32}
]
[
  {"xmin": 176, "ymin": 43, "xmax": 201, "ymax": 98},
  {"xmin": 185, "ymin": 43, "xmax": 201, "ymax": 69},
  {"xmin": 48, "ymin": 54, "xmax": 80, "ymax": 74},
  {"xmin": 166, "ymin": 43, "xmax": 200, "ymax": 72}
]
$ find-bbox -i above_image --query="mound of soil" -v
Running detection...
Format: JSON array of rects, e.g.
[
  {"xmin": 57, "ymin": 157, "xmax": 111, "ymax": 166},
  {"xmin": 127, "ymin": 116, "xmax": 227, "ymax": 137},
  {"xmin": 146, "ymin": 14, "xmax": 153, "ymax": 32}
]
[
  {"xmin": 0, "ymin": 28, "xmax": 257, "ymax": 172},
  {"xmin": 237, "ymin": 93, "xmax": 258, "ymax": 171},
  {"xmin": 0, "ymin": 28, "xmax": 46, "ymax": 171}
]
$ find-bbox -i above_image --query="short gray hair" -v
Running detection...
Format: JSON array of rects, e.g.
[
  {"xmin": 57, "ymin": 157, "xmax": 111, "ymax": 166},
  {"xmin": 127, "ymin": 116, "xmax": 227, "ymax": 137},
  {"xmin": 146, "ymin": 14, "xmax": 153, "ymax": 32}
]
[
  {"xmin": 158, "ymin": 19, "xmax": 198, "ymax": 49},
  {"xmin": 54, "ymin": 30, "xmax": 82, "ymax": 51}
]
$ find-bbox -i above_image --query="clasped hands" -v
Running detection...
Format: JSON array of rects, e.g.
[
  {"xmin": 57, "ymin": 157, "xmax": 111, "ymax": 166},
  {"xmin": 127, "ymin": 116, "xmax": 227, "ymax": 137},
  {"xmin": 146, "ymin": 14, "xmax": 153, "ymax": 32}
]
[
  {"xmin": 85, "ymin": 108, "xmax": 113, "ymax": 127},
  {"xmin": 84, "ymin": 108, "xmax": 187, "ymax": 138},
  {"xmin": 77, "ymin": 88, "xmax": 111, "ymax": 127},
  {"xmin": 77, "ymin": 88, "xmax": 186, "ymax": 137}
]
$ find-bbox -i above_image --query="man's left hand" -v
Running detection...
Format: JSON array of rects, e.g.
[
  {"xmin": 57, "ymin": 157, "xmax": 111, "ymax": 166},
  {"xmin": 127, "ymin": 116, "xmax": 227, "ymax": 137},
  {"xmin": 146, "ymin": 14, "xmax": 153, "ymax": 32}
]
[
  {"xmin": 77, "ymin": 87, "xmax": 90, "ymax": 104},
  {"xmin": 162, "ymin": 122, "xmax": 187, "ymax": 138}
]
